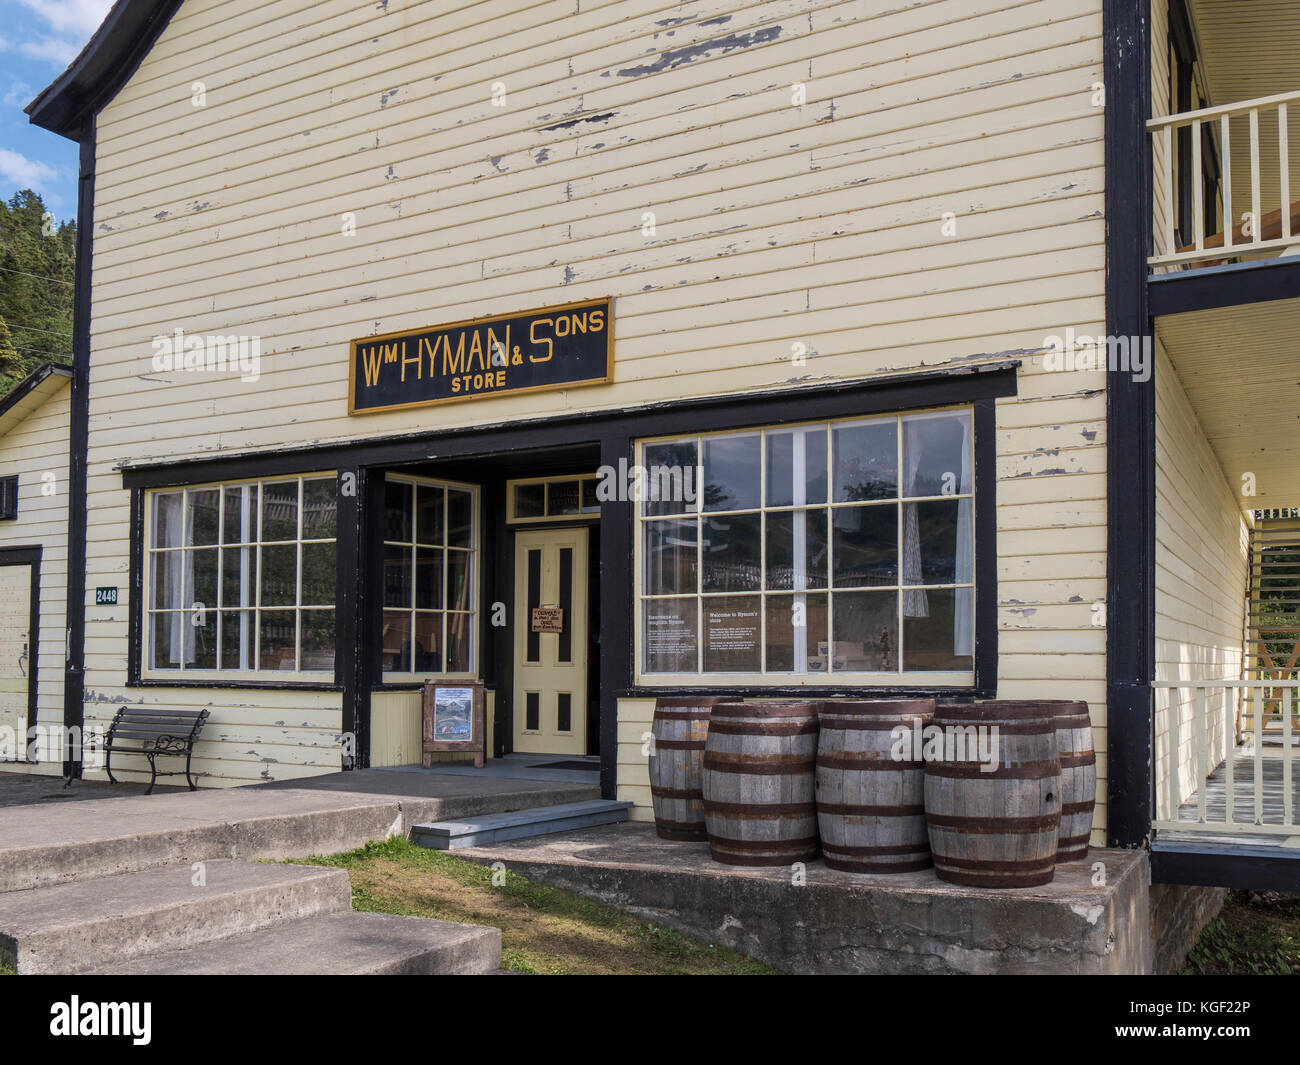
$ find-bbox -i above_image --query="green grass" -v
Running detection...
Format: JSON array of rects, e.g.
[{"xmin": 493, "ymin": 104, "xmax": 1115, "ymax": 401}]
[
  {"xmin": 297, "ymin": 836, "xmax": 778, "ymax": 975},
  {"xmin": 0, "ymin": 958, "xmax": 15, "ymax": 976},
  {"xmin": 1183, "ymin": 891, "xmax": 1300, "ymax": 975}
]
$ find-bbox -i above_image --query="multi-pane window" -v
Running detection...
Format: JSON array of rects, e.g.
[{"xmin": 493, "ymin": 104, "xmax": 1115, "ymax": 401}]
[
  {"xmin": 638, "ymin": 410, "xmax": 975, "ymax": 681},
  {"xmin": 382, "ymin": 475, "xmax": 477, "ymax": 676},
  {"xmin": 147, "ymin": 476, "xmax": 337, "ymax": 674}
]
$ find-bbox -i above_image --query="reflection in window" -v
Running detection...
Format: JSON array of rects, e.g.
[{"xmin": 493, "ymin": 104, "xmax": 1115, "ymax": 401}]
[
  {"xmin": 147, "ymin": 476, "xmax": 338, "ymax": 674},
  {"xmin": 639, "ymin": 409, "xmax": 975, "ymax": 679},
  {"xmin": 383, "ymin": 475, "xmax": 477, "ymax": 676}
]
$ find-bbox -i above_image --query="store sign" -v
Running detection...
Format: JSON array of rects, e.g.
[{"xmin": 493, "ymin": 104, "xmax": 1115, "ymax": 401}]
[
  {"xmin": 531, "ymin": 607, "xmax": 564, "ymax": 634},
  {"xmin": 349, "ymin": 297, "xmax": 612, "ymax": 414}
]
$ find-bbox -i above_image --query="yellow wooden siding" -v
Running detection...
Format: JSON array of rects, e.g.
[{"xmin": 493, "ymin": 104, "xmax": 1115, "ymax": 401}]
[
  {"xmin": 1152, "ymin": 338, "xmax": 1249, "ymax": 819},
  {"xmin": 0, "ymin": 381, "xmax": 70, "ymax": 777},
  {"xmin": 370, "ymin": 688, "xmax": 494, "ymax": 766},
  {"xmin": 90, "ymin": 0, "xmax": 1108, "ymax": 797}
]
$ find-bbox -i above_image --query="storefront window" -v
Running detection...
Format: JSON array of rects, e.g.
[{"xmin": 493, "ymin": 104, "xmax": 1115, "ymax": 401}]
[
  {"xmin": 146, "ymin": 475, "xmax": 337, "ymax": 674},
  {"xmin": 638, "ymin": 410, "xmax": 975, "ymax": 682},
  {"xmin": 382, "ymin": 474, "xmax": 477, "ymax": 677}
]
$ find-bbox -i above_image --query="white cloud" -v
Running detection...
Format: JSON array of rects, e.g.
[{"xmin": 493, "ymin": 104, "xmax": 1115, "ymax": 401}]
[
  {"xmin": 0, "ymin": 147, "xmax": 60, "ymax": 190},
  {"xmin": 7, "ymin": 0, "xmax": 113, "ymax": 68},
  {"xmin": 16, "ymin": 0, "xmax": 113, "ymax": 39},
  {"xmin": 2, "ymin": 79, "xmax": 33, "ymax": 108}
]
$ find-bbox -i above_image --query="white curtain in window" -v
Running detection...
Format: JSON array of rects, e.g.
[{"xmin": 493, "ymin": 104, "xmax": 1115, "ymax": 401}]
[
  {"xmin": 954, "ymin": 418, "xmax": 975, "ymax": 658},
  {"xmin": 163, "ymin": 504, "xmax": 195, "ymax": 664}
]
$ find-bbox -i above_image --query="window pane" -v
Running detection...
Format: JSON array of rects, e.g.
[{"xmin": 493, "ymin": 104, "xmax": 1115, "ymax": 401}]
[
  {"xmin": 766, "ymin": 593, "xmax": 828, "ymax": 672},
  {"xmin": 703, "ymin": 434, "xmax": 760, "ymax": 512},
  {"xmin": 185, "ymin": 547, "xmax": 218, "ymax": 611},
  {"xmin": 643, "ymin": 598, "xmax": 698, "ymax": 673},
  {"xmin": 415, "ymin": 547, "xmax": 443, "ymax": 609},
  {"xmin": 259, "ymin": 610, "xmax": 297, "ymax": 670},
  {"xmin": 767, "ymin": 427, "xmax": 828, "ymax": 507},
  {"xmin": 832, "ymin": 591, "xmax": 899, "ymax": 671},
  {"xmin": 643, "ymin": 441, "xmax": 698, "ymax": 516},
  {"xmin": 644, "ymin": 518, "xmax": 697, "ymax": 595},
  {"xmin": 902, "ymin": 500, "xmax": 972, "ymax": 585},
  {"xmin": 702, "ymin": 513, "xmax": 762, "ymax": 592},
  {"xmin": 548, "ymin": 480, "xmax": 580, "ymax": 515},
  {"xmin": 187, "ymin": 608, "xmax": 217, "ymax": 669},
  {"xmin": 221, "ymin": 546, "xmax": 256, "ymax": 609},
  {"xmin": 903, "ymin": 412, "xmax": 972, "ymax": 497},
  {"xmin": 187, "ymin": 489, "xmax": 220, "ymax": 546},
  {"xmin": 260, "ymin": 544, "xmax": 297, "ymax": 606},
  {"xmin": 581, "ymin": 478, "xmax": 599, "ymax": 513},
  {"xmin": 219, "ymin": 610, "xmax": 253, "ymax": 670},
  {"xmin": 832, "ymin": 504, "xmax": 898, "ymax": 587},
  {"xmin": 302, "ymin": 478, "xmax": 338, "ymax": 539},
  {"xmin": 149, "ymin": 613, "xmax": 183, "ymax": 669},
  {"xmin": 150, "ymin": 551, "xmax": 185, "ymax": 611},
  {"xmin": 447, "ymin": 490, "xmax": 473, "ymax": 548},
  {"xmin": 702, "ymin": 596, "xmax": 761, "ymax": 672},
  {"xmin": 514, "ymin": 482, "xmax": 545, "ymax": 519},
  {"xmin": 383, "ymin": 545, "xmax": 412, "ymax": 609},
  {"xmin": 300, "ymin": 610, "xmax": 336, "ymax": 672},
  {"xmin": 765, "ymin": 509, "xmax": 828, "ymax": 590},
  {"xmin": 446, "ymin": 613, "xmax": 472, "ymax": 673},
  {"xmin": 384, "ymin": 480, "xmax": 412, "ymax": 542},
  {"xmin": 833, "ymin": 420, "xmax": 897, "ymax": 502},
  {"xmin": 301, "ymin": 541, "xmax": 336, "ymax": 606},
  {"xmin": 902, "ymin": 588, "xmax": 973, "ymax": 672},
  {"xmin": 381, "ymin": 610, "xmax": 412, "ymax": 673},
  {"xmin": 152, "ymin": 492, "xmax": 184, "ymax": 550},
  {"xmin": 413, "ymin": 612, "xmax": 443, "ymax": 672},
  {"xmin": 261, "ymin": 481, "xmax": 299, "ymax": 541},
  {"xmin": 222, "ymin": 485, "xmax": 256, "ymax": 544},
  {"xmin": 447, "ymin": 549, "xmax": 473, "ymax": 611},
  {"xmin": 417, "ymin": 484, "xmax": 445, "ymax": 544}
]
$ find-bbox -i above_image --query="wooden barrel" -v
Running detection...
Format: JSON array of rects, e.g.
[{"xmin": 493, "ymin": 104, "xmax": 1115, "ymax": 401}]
[
  {"xmin": 1050, "ymin": 700, "xmax": 1097, "ymax": 862},
  {"xmin": 649, "ymin": 697, "xmax": 724, "ymax": 841},
  {"xmin": 924, "ymin": 701, "xmax": 1061, "ymax": 888},
  {"xmin": 702, "ymin": 701, "xmax": 819, "ymax": 866},
  {"xmin": 816, "ymin": 699, "xmax": 935, "ymax": 873}
]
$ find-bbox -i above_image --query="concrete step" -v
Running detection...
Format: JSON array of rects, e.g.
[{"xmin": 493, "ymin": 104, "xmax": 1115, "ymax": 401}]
[
  {"xmin": 85, "ymin": 911, "xmax": 502, "ymax": 975},
  {"xmin": 0, "ymin": 781, "xmax": 598, "ymax": 893},
  {"xmin": 411, "ymin": 799, "xmax": 634, "ymax": 850},
  {"xmin": 0, "ymin": 860, "xmax": 350, "ymax": 974}
]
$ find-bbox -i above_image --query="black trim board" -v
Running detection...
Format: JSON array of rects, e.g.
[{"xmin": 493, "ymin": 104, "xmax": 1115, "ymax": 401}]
[
  {"xmin": 63, "ymin": 127, "xmax": 95, "ymax": 779},
  {"xmin": 118, "ymin": 363, "xmax": 1020, "ymax": 488},
  {"xmin": 1151, "ymin": 841, "xmax": 1300, "ymax": 892},
  {"xmin": 0, "ymin": 546, "xmax": 41, "ymax": 762},
  {"xmin": 1104, "ymin": 0, "xmax": 1155, "ymax": 849},
  {"xmin": 1149, "ymin": 257, "xmax": 1300, "ymax": 317}
]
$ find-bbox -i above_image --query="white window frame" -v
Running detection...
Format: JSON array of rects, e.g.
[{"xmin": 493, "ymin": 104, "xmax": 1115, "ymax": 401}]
[
  {"xmin": 633, "ymin": 408, "xmax": 976, "ymax": 688},
  {"xmin": 142, "ymin": 473, "xmax": 339, "ymax": 681},
  {"xmin": 380, "ymin": 473, "xmax": 481, "ymax": 683}
]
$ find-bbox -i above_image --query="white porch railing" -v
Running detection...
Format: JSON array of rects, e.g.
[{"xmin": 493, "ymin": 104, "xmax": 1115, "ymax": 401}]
[
  {"xmin": 1148, "ymin": 89, "xmax": 1300, "ymax": 269},
  {"xmin": 1152, "ymin": 680, "xmax": 1297, "ymax": 839}
]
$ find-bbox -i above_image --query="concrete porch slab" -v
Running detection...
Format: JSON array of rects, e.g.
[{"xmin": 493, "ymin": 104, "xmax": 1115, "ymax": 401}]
[
  {"xmin": 457, "ymin": 823, "xmax": 1154, "ymax": 975},
  {"xmin": 0, "ymin": 771, "xmax": 598, "ymax": 893}
]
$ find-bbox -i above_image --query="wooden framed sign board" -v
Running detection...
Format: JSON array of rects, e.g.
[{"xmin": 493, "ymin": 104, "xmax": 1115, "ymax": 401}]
[{"xmin": 422, "ymin": 681, "xmax": 486, "ymax": 768}]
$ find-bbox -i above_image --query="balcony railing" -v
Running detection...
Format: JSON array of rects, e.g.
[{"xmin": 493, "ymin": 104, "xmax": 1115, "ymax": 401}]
[
  {"xmin": 1149, "ymin": 89, "xmax": 1300, "ymax": 270},
  {"xmin": 1153, "ymin": 680, "xmax": 1298, "ymax": 841}
]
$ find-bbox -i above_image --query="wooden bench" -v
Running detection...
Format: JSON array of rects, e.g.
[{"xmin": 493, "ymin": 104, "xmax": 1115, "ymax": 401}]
[{"xmin": 104, "ymin": 707, "xmax": 210, "ymax": 794}]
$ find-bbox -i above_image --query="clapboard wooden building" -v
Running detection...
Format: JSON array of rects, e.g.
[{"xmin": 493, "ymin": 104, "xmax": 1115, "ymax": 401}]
[{"xmin": 15, "ymin": 0, "xmax": 1300, "ymax": 894}]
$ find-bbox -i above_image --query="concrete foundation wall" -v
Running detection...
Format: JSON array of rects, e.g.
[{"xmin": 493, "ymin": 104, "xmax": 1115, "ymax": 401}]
[{"xmin": 1148, "ymin": 880, "xmax": 1227, "ymax": 975}]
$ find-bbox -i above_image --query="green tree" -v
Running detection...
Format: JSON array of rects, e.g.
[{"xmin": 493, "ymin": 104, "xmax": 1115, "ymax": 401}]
[{"xmin": 0, "ymin": 189, "xmax": 76, "ymax": 394}]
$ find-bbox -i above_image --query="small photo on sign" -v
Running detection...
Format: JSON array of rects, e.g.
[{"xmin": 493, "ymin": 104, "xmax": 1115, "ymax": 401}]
[{"xmin": 433, "ymin": 687, "xmax": 474, "ymax": 740}]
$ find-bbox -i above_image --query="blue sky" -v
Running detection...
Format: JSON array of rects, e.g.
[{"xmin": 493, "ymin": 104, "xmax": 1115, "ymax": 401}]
[{"xmin": 0, "ymin": 0, "xmax": 114, "ymax": 221}]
